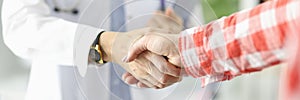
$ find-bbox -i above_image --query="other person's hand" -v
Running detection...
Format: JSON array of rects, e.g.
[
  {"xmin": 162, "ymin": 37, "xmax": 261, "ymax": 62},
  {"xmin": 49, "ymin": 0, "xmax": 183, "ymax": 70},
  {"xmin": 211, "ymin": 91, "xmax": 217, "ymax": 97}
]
[
  {"xmin": 100, "ymin": 28, "xmax": 181, "ymax": 88},
  {"xmin": 122, "ymin": 8, "xmax": 184, "ymax": 88},
  {"xmin": 122, "ymin": 31, "xmax": 184, "ymax": 89}
]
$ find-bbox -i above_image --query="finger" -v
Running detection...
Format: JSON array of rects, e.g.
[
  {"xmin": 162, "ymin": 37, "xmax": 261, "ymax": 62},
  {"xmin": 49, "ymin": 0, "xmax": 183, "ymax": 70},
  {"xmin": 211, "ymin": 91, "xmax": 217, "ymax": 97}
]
[
  {"xmin": 122, "ymin": 72, "xmax": 131, "ymax": 80},
  {"xmin": 157, "ymin": 82, "xmax": 176, "ymax": 89},
  {"xmin": 136, "ymin": 58, "xmax": 179, "ymax": 85},
  {"xmin": 144, "ymin": 74, "xmax": 163, "ymax": 88},
  {"xmin": 142, "ymin": 52, "xmax": 181, "ymax": 77},
  {"xmin": 133, "ymin": 59, "xmax": 164, "ymax": 88},
  {"xmin": 131, "ymin": 65, "xmax": 162, "ymax": 88},
  {"xmin": 159, "ymin": 74, "xmax": 182, "ymax": 84},
  {"xmin": 122, "ymin": 72, "xmax": 139, "ymax": 85},
  {"xmin": 129, "ymin": 33, "xmax": 181, "ymax": 67},
  {"xmin": 122, "ymin": 28, "xmax": 168, "ymax": 63},
  {"xmin": 155, "ymin": 76, "xmax": 182, "ymax": 89},
  {"xmin": 136, "ymin": 79, "xmax": 155, "ymax": 88},
  {"xmin": 149, "ymin": 16, "xmax": 164, "ymax": 28},
  {"xmin": 125, "ymin": 76, "xmax": 139, "ymax": 84},
  {"xmin": 165, "ymin": 7, "xmax": 175, "ymax": 17},
  {"xmin": 178, "ymin": 76, "xmax": 183, "ymax": 82},
  {"xmin": 134, "ymin": 54, "xmax": 182, "ymax": 85},
  {"xmin": 167, "ymin": 54, "xmax": 182, "ymax": 69},
  {"xmin": 134, "ymin": 55, "xmax": 165, "ymax": 84},
  {"xmin": 124, "ymin": 36, "xmax": 148, "ymax": 62},
  {"xmin": 165, "ymin": 7, "xmax": 182, "ymax": 25},
  {"xmin": 149, "ymin": 34, "xmax": 181, "ymax": 66},
  {"xmin": 137, "ymin": 82, "xmax": 150, "ymax": 88}
]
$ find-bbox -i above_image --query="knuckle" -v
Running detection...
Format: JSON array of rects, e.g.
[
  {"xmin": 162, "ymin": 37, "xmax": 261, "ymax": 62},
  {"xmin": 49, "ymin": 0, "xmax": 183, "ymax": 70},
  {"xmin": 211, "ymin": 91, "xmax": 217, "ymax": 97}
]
[
  {"xmin": 146, "ymin": 66, "xmax": 153, "ymax": 74},
  {"xmin": 143, "ymin": 61, "xmax": 154, "ymax": 72}
]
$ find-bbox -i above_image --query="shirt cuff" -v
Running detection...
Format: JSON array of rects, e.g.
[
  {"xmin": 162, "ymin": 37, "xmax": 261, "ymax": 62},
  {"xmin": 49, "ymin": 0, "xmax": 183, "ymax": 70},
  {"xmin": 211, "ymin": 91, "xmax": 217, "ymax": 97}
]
[
  {"xmin": 74, "ymin": 24, "xmax": 104, "ymax": 77},
  {"xmin": 179, "ymin": 27, "xmax": 233, "ymax": 87},
  {"xmin": 179, "ymin": 27, "xmax": 206, "ymax": 77}
]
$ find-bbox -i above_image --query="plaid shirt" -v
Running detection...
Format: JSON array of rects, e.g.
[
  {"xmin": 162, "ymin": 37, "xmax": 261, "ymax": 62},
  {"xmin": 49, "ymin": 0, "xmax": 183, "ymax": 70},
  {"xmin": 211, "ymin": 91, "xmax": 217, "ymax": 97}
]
[{"xmin": 179, "ymin": 0, "xmax": 300, "ymax": 87}]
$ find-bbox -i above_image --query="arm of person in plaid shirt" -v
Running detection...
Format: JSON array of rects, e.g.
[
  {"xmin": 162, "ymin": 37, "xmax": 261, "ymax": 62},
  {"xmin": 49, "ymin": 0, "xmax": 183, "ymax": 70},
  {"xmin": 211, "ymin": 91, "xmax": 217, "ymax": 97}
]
[
  {"xmin": 123, "ymin": 0, "xmax": 300, "ymax": 88},
  {"xmin": 180, "ymin": 0, "xmax": 300, "ymax": 86}
]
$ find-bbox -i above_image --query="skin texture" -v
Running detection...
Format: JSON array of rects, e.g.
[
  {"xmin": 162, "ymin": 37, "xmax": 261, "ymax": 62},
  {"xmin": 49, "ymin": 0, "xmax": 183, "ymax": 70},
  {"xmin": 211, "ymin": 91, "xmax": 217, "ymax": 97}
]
[
  {"xmin": 99, "ymin": 27, "xmax": 182, "ymax": 88},
  {"xmin": 122, "ymin": 31, "xmax": 183, "ymax": 89},
  {"xmin": 122, "ymin": 8, "xmax": 185, "ymax": 88},
  {"xmin": 98, "ymin": 8, "xmax": 184, "ymax": 88}
]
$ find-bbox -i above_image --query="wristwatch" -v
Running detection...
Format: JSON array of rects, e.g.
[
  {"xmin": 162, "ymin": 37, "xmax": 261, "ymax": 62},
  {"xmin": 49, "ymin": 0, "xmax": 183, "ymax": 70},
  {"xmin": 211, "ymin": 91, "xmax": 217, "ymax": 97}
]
[{"xmin": 90, "ymin": 31, "xmax": 106, "ymax": 64}]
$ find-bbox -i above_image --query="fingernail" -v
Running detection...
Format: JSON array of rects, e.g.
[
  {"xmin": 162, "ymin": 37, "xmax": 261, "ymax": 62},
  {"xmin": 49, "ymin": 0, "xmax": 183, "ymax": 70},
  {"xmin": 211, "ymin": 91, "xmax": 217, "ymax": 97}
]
[{"xmin": 122, "ymin": 75, "xmax": 126, "ymax": 80}]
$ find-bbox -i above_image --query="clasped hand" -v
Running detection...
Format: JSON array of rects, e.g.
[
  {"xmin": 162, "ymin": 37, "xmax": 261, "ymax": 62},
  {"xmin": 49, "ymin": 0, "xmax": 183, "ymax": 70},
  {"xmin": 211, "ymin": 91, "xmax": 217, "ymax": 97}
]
[{"xmin": 104, "ymin": 8, "xmax": 184, "ymax": 89}]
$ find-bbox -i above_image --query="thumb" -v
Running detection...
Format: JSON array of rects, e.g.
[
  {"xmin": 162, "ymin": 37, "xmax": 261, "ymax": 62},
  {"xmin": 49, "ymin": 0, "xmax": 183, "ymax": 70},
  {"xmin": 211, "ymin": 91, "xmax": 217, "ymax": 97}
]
[
  {"xmin": 123, "ymin": 36, "xmax": 148, "ymax": 62},
  {"xmin": 165, "ymin": 7, "xmax": 176, "ymax": 18},
  {"xmin": 165, "ymin": 7, "xmax": 182, "ymax": 25}
]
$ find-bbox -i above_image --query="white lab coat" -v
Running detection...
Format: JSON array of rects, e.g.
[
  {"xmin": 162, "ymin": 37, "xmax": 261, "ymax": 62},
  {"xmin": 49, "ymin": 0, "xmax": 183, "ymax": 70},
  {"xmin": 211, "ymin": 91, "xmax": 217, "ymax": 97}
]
[{"xmin": 2, "ymin": 0, "xmax": 204, "ymax": 100}]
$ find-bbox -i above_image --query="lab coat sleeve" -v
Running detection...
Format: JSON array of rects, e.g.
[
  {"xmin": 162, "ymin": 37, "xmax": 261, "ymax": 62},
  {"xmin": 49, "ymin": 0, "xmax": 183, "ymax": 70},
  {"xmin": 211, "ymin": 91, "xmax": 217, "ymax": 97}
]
[
  {"xmin": 74, "ymin": 25, "xmax": 104, "ymax": 77},
  {"xmin": 2, "ymin": 0, "xmax": 77, "ymax": 61},
  {"xmin": 1, "ymin": 0, "xmax": 102, "ymax": 76}
]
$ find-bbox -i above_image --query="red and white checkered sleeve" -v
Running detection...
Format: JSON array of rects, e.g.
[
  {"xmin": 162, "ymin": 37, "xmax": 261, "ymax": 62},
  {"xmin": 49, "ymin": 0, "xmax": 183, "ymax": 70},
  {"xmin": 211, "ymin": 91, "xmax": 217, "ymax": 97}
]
[{"xmin": 179, "ymin": 0, "xmax": 300, "ymax": 87}]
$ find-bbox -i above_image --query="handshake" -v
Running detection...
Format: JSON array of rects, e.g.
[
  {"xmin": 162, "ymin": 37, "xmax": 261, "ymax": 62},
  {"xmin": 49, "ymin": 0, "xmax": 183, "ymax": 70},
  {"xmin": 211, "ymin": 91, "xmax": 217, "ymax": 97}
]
[{"xmin": 99, "ymin": 8, "xmax": 184, "ymax": 89}]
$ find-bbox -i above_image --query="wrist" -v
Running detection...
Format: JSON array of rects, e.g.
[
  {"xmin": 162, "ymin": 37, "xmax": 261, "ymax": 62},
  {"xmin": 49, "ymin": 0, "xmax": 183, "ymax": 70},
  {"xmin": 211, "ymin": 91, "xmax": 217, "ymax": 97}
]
[{"xmin": 99, "ymin": 31, "xmax": 118, "ymax": 62}]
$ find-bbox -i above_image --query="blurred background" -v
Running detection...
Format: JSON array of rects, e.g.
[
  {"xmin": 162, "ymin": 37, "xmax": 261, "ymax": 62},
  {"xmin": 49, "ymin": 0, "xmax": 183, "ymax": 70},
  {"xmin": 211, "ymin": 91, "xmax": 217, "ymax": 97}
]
[{"xmin": 0, "ymin": 0, "xmax": 282, "ymax": 100}]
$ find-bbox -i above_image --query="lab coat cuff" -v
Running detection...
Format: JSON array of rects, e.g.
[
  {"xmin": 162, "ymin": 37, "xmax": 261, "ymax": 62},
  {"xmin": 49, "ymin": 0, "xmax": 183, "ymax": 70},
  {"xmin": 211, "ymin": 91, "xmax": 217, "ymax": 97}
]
[{"xmin": 74, "ymin": 25, "xmax": 104, "ymax": 77}]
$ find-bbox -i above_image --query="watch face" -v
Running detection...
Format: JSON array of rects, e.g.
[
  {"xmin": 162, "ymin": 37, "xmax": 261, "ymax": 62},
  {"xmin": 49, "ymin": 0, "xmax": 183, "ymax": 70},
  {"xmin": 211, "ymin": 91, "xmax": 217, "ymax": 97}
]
[{"xmin": 89, "ymin": 49, "xmax": 101, "ymax": 62}]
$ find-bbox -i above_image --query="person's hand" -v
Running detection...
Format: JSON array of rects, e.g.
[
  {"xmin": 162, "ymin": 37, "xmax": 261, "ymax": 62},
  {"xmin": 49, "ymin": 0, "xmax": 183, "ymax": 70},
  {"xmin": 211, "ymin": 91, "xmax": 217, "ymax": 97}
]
[
  {"xmin": 99, "ymin": 28, "xmax": 181, "ymax": 88},
  {"xmin": 121, "ymin": 31, "xmax": 184, "ymax": 88},
  {"xmin": 122, "ymin": 51, "xmax": 182, "ymax": 88},
  {"xmin": 123, "ymin": 32, "xmax": 182, "ymax": 68},
  {"xmin": 147, "ymin": 7, "xmax": 183, "ymax": 34}
]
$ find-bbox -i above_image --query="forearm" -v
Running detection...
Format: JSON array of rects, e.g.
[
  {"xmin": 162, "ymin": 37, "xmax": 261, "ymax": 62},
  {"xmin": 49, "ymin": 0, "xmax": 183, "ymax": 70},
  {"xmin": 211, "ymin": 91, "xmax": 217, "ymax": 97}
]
[
  {"xmin": 179, "ymin": 0, "xmax": 300, "ymax": 80},
  {"xmin": 99, "ymin": 32, "xmax": 118, "ymax": 62}
]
